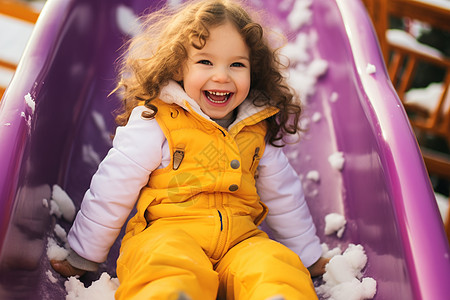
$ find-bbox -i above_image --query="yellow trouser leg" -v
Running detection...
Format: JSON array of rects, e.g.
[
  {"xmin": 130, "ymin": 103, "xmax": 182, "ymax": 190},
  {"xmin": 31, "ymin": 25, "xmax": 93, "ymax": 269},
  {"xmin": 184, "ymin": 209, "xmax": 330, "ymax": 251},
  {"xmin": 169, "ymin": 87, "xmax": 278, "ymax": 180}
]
[
  {"xmin": 215, "ymin": 233, "xmax": 318, "ymax": 300},
  {"xmin": 116, "ymin": 227, "xmax": 219, "ymax": 300}
]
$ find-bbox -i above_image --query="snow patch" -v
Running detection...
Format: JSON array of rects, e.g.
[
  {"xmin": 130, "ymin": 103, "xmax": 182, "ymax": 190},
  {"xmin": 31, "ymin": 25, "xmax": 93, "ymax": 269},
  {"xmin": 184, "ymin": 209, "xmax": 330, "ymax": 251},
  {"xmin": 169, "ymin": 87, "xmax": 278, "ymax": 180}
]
[
  {"xmin": 47, "ymin": 237, "xmax": 69, "ymax": 261},
  {"xmin": 311, "ymin": 111, "xmax": 322, "ymax": 122},
  {"xmin": 405, "ymin": 82, "xmax": 449, "ymax": 113},
  {"xmin": 317, "ymin": 244, "xmax": 377, "ymax": 300},
  {"xmin": 330, "ymin": 92, "xmax": 339, "ymax": 103},
  {"xmin": 366, "ymin": 64, "xmax": 376, "ymax": 75},
  {"xmin": 51, "ymin": 184, "xmax": 76, "ymax": 222},
  {"xmin": 24, "ymin": 93, "xmax": 35, "ymax": 114},
  {"xmin": 65, "ymin": 273, "xmax": 119, "ymax": 300},
  {"xmin": 116, "ymin": 5, "xmax": 140, "ymax": 37},
  {"xmin": 324, "ymin": 213, "xmax": 346, "ymax": 238},
  {"xmin": 46, "ymin": 270, "xmax": 59, "ymax": 284},
  {"xmin": 286, "ymin": 0, "xmax": 313, "ymax": 31},
  {"xmin": 328, "ymin": 152, "xmax": 345, "ymax": 171},
  {"xmin": 306, "ymin": 170, "xmax": 320, "ymax": 182}
]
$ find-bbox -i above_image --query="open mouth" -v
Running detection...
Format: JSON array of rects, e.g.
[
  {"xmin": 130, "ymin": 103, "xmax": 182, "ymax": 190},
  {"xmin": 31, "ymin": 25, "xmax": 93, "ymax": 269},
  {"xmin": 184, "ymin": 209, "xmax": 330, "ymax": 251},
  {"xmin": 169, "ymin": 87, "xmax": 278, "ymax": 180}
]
[{"xmin": 204, "ymin": 91, "xmax": 232, "ymax": 104}]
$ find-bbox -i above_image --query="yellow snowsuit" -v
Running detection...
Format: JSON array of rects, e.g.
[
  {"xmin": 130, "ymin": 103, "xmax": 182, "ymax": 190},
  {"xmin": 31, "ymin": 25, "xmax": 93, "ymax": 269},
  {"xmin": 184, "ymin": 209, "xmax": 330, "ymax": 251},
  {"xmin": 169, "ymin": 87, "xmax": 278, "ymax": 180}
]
[{"xmin": 115, "ymin": 98, "xmax": 317, "ymax": 300}]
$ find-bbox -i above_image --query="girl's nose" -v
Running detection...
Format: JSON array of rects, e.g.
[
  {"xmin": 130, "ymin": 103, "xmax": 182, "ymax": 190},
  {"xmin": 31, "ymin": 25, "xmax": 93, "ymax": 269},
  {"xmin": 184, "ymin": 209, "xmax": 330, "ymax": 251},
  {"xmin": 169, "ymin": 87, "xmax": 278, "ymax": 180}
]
[{"xmin": 212, "ymin": 67, "xmax": 230, "ymax": 83}]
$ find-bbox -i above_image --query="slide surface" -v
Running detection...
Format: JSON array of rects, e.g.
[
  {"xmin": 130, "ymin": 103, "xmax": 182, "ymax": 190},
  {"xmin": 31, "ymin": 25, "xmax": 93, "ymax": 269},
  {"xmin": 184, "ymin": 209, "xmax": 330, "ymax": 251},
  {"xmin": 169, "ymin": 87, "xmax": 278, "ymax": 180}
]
[{"xmin": 0, "ymin": 0, "xmax": 449, "ymax": 299}]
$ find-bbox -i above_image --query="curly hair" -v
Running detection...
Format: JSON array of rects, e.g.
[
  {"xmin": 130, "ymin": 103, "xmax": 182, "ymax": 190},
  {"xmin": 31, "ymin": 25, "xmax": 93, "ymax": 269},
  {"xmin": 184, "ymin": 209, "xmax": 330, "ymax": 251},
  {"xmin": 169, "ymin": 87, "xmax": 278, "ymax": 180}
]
[{"xmin": 113, "ymin": 0, "xmax": 302, "ymax": 147}]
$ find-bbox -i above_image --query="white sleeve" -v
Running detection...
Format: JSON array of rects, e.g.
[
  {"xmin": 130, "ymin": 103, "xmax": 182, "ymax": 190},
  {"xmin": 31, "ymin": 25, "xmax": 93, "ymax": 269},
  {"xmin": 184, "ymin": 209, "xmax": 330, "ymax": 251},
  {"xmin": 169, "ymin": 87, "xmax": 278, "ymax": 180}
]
[
  {"xmin": 256, "ymin": 144, "xmax": 322, "ymax": 268},
  {"xmin": 68, "ymin": 106, "xmax": 166, "ymax": 263}
]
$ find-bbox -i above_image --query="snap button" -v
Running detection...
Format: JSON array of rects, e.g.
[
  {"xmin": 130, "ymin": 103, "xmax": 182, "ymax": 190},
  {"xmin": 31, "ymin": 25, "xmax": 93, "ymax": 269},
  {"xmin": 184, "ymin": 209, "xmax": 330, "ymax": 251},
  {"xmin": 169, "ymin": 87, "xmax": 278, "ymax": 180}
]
[
  {"xmin": 229, "ymin": 184, "xmax": 239, "ymax": 192},
  {"xmin": 230, "ymin": 159, "xmax": 240, "ymax": 169}
]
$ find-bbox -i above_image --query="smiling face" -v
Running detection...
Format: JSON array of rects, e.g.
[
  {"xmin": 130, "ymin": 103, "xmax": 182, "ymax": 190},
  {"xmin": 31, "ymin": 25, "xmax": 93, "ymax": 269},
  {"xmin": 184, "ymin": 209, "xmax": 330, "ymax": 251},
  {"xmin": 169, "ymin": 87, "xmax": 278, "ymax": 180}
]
[{"xmin": 180, "ymin": 21, "xmax": 251, "ymax": 120}]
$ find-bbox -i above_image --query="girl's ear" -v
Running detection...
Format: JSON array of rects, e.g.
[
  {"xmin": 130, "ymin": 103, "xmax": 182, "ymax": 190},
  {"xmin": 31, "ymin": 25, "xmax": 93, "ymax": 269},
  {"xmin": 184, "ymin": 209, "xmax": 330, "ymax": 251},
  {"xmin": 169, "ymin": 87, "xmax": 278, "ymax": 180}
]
[{"xmin": 173, "ymin": 68, "xmax": 183, "ymax": 81}]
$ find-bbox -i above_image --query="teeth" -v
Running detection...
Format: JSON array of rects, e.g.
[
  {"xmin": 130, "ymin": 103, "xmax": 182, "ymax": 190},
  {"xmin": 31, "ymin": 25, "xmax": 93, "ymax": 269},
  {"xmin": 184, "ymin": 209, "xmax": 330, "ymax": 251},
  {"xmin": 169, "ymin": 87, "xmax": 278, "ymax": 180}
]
[
  {"xmin": 209, "ymin": 91, "xmax": 230, "ymax": 96},
  {"xmin": 209, "ymin": 98, "xmax": 226, "ymax": 103},
  {"xmin": 205, "ymin": 91, "xmax": 232, "ymax": 103}
]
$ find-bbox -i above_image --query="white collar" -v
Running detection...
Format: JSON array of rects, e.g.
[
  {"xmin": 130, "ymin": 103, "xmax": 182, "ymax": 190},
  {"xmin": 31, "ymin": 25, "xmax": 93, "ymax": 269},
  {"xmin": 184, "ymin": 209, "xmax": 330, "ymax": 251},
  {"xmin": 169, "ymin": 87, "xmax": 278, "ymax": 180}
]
[{"xmin": 158, "ymin": 80, "xmax": 273, "ymax": 129}]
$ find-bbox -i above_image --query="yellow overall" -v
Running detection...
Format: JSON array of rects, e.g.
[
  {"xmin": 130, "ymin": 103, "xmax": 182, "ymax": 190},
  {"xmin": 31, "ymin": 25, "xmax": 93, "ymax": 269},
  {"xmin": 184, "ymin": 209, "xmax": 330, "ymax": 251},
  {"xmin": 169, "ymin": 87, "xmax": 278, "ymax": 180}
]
[{"xmin": 115, "ymin": 99, "xmax": 317, "ymax": 300}]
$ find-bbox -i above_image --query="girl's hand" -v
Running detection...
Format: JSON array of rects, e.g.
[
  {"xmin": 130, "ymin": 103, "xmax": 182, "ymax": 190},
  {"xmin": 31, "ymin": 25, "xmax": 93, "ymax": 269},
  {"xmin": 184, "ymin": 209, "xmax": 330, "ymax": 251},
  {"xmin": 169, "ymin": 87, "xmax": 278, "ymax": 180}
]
[
  {"xmin": 307, "ymin": 257, "xmax": 330, "ymax": 277},
  {"xmin": 50, "ymin": 259, "xmax": 86, "ymax": 278}
]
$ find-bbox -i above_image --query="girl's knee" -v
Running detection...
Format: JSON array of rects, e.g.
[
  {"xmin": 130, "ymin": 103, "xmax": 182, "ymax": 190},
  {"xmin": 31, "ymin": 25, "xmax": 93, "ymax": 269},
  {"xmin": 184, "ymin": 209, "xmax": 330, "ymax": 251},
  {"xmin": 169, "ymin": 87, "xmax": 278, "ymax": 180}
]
[
  {"xmin": 217, "ymin": 237, "xmax": 316, "ymax": 299},
  {"xmin": 118, "ymin": 227, "xmax": 219, "ymax": 299}
]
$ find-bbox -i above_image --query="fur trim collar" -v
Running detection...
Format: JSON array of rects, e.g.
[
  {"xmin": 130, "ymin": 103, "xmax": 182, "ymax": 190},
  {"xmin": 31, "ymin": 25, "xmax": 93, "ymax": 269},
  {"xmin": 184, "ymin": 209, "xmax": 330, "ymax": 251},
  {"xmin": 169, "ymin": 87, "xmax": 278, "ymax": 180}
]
[{"xmin": 159, "ymin": 80, "xmax": 276, "ymax": 128}]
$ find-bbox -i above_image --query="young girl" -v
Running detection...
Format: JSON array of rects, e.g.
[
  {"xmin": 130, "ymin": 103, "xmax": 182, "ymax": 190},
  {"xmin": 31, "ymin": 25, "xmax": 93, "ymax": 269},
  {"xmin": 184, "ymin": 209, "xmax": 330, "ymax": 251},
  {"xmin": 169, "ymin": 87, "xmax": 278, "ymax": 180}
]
[{"xmin": 51, "ymin": 0, "xmax": 329, "ymax": 299}]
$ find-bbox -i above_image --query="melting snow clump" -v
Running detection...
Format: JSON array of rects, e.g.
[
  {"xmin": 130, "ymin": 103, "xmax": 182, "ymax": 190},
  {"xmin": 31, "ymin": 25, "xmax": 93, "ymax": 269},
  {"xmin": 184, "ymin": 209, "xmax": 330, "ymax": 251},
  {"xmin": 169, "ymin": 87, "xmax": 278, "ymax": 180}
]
[
  {"xmin": 311, "ymin": 112, "xmax": 322, "ymax": 122},
  {"xmin": 321, "ymin": 243, "xmax": 342, "ymax": 259},
  {"xmin": 46, "ymin": 270, "xmax": 58, "ymax": 284},
  {"xmin": 44, "ymin": 185, "xmax": 120, "ymax": 298},
  {"xmin": 306, "ymin": 170, "xmax": 320, "ymax": 182},
  {"xmin": 328, "ymin": 152, "xmax": 345, "ymax": 171},
  {"xmin": 317, "ymin": 244, "xmax": 377, "ymax": 300},
  {"xmin": 286, "ymin": 0, "xmax": 313, "ymax": 30},
  {"xmin": 65, "ymin": 273, "xmax": 119, "ymax": 300},
  {"xmin": 47, "ymin": 237, "xmax": 69, "ymax": 261},
  {"xmin": 116, "ymin": 5, "xmax": 140, "ymax": 37},
  {"xmin": 330, "ymin": 92, "xmax": 339, "ymax": 103},
  {"xmin": 405, "ymin": 82, "xmax": 447, "ymax": 112},
  {"xmin": 24, "ymin": 93, "xmax": 35, "ymax": 114},
  {"xmin": 366, "ymin": 63, "xmax": 376, "ymax": 74},
  {"xmin": 51, "ymin": 184, "xmax": 76, "ymax": 222},
  {"xmin": 324, "ymin": 213, "xmax": 346, "ymax": 238}
]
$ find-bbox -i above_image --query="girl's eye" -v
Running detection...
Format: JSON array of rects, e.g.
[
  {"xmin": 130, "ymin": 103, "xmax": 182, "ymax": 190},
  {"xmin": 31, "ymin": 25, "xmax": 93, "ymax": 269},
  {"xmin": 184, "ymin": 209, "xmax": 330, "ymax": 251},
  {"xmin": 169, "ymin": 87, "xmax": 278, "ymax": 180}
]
[
  {"xmin": 197, "ymin": 60, "xmax": 212, "ymax": 65},
  {"xmin": 231, "ymin": 62, "xmax": 245, "ymax": 68}
]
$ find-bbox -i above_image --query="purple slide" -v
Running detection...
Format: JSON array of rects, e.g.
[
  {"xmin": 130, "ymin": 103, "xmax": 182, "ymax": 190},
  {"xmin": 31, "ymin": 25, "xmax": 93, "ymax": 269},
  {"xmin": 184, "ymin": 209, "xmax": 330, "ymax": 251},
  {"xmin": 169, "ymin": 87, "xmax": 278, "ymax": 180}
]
[{"xmin": 0, "ymin": 0, "xmax": 449, "ymax": 299}]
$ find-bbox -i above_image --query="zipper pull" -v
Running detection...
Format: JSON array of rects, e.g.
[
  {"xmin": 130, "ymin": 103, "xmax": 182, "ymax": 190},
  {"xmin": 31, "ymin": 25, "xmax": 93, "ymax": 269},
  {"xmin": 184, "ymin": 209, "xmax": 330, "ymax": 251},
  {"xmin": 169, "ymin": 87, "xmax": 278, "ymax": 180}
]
[
  {"xmin": 253, "ymin": 147, "xmax": 260, "ymax": 160},
  {"xmin": 250, "ymin": 147, "xmax": 261, "ymax": 178},
  {"xmin": 173, "ymin": 144, "xmax": 185, "ymax": 170}
]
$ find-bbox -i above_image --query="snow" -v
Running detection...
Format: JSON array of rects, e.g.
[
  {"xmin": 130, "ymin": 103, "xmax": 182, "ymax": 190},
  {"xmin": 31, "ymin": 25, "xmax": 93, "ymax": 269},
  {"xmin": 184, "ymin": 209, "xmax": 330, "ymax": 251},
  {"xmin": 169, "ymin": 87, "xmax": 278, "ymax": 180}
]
[
  {"xmin": 44, "ymin": 185, "xmax": 120, "ymax": 298},
  {"xmin": 311, "ymin": 111, "xmax": 322, "ymax": 122},
  {"xmin": 116, "ymin": 5, "xmax": 140, "ymax": 37},
  {"xmin": 0, "ymin": 67, "xmax": 14, "ymax": 88},
  {"xmin": 279, "ymin": 1, "xmax": 328, "ymax": 103},
  {"xmin": 330, "ymin": 92, "xmax": 339, "ymax": 103},
  {"xmin": 20, "ymin": 110, "xmax": 31, "ymax": 128},
  {"xmin": 51, "ymin": 184, "xmax": 76, "ymax": 222},
  {"xmin": 0, "ymin": 14, "xmax": 35, "ymax": 88},
  {"xmin": 24, "ymin": 93, "xmax": 36, "ymax": 114},
  {"xmin": 286, "ymin": 0, "xmax": 313, "ymax": 31},
  {"xmin": 324, "ymin": 213, "xmax": 346, "ymax": 238},
  {"xmin": 366, "ymin": 63, "xmax": 376, "ymax": 75},
  {"xmin": 65, "ymin": 273, "xmax": 119, "ymax": 300},
  {"xmin": 281, "ymin": 33, "xmax": 311, "ymax": 64},
  {"xmin": 420, "ymin": 0, "xmax": 450, "ymax": 10},
  {"xmin": 46, "ymin": 270, "xmax": 59, "ymax": 284},
  {"xmin": 46, "ymin": 186, "xmax": 76, "ymax": 261},
  {"xmin": 328, "ymin": 152, "xmax": 345, "ymax": 171},
  {"xmin": 317, "ymin": 244, "xmax": 377, "ymax": 300},
  {"xmin": 306, "ymin": 170, "xmax": 320, "ymax": 182},
  {"xmin": 435, "ymin": 192, "xmax": 450, "ymax": 223},
  {"xmin": 321, "ymin": 243, "xmax": 343, "ymax": 259},
  {"xmin": 0, "ymin": 15, "xmax": 34, "ymax": 65},
  {"xmin": 49, "ymin": 198, "xmax": 63, "ymax": 218},
  {"xmin": 387, "ymin": 29, "xmax": 444, "ymax": 59},
  {"xmin": 287, "ymin": 58, "xmax": 328, "ymax": 101},
  {"xmin": 168, "ymin": 0, "xmax": 184, "ymax": 7},
  {"xmin": 54, "ymin": 224, "xmax": 69, "ymax": 245},
  {"xmin": 47, "ymin": 237, "xmax": 69, "ymax": 261},
  {"xmin": 404, "ymin": 82, "xmax": 450, "ymax": 113}
]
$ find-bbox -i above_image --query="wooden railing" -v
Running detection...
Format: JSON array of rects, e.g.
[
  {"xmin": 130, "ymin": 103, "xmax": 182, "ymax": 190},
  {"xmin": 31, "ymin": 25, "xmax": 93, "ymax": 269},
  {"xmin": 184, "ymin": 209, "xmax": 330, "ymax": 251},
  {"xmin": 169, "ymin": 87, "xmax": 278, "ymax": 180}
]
[
  {"xmin": 362, "ymin": 0, "xmax": 450, "ymax": 242},
  {"xmin": 0, "ymin": 0, "xmax": 40, "ymax": 98}
]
